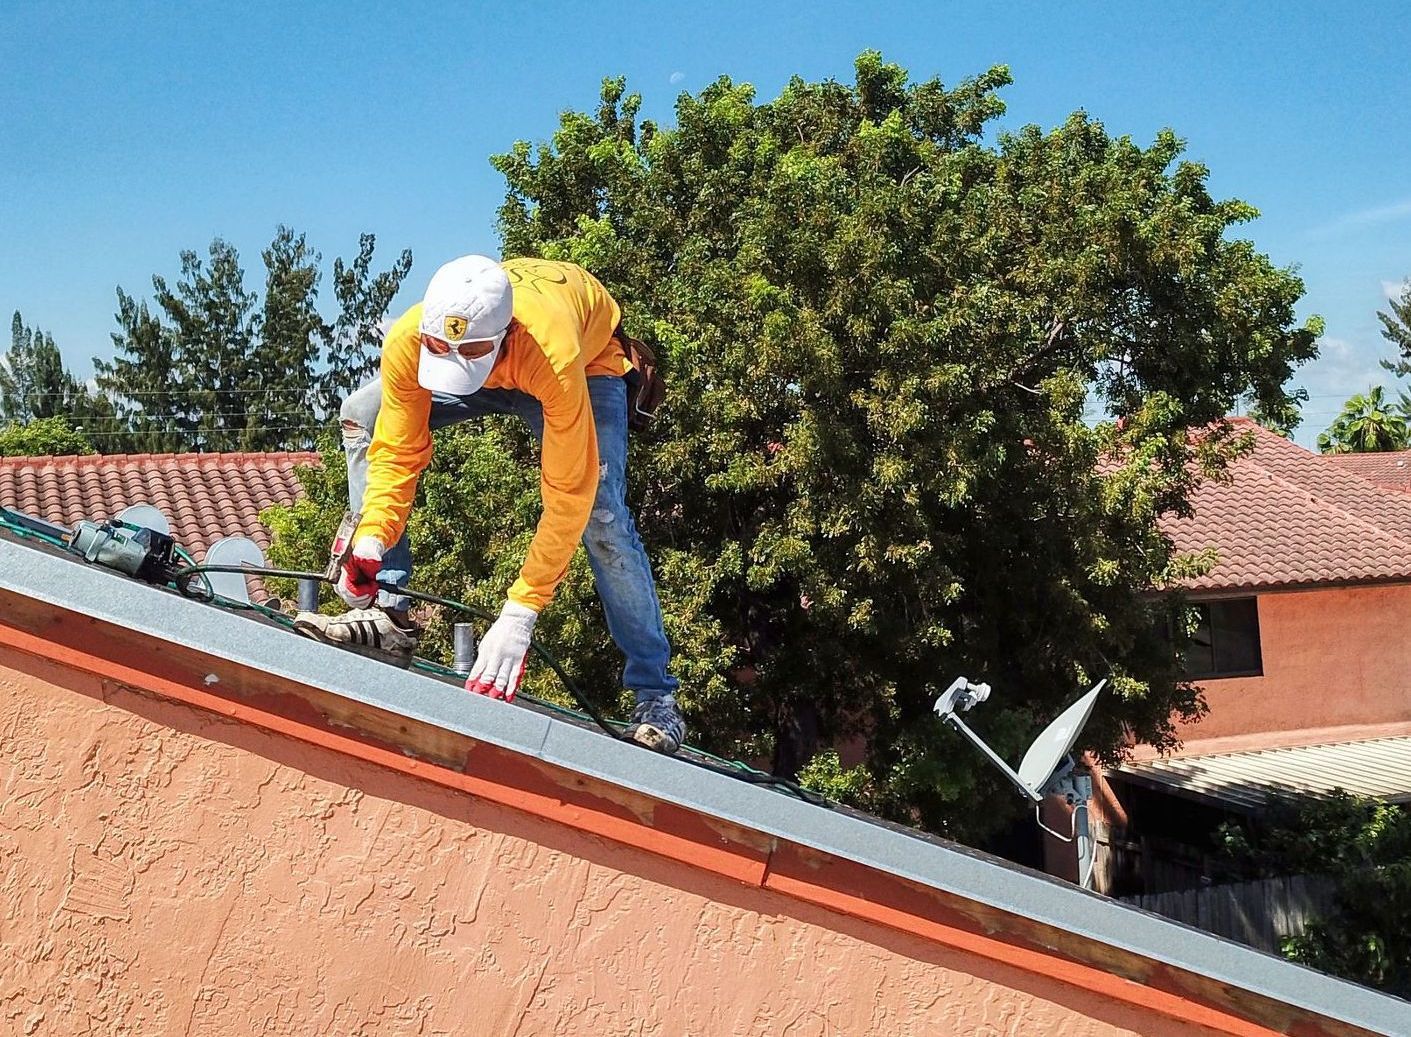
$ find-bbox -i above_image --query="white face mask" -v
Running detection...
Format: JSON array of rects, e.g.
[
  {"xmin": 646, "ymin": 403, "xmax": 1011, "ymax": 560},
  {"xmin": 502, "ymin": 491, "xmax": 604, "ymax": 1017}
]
[{"xmin": 416, "ymin": 329, "xmax": 506, "ymax": 396}]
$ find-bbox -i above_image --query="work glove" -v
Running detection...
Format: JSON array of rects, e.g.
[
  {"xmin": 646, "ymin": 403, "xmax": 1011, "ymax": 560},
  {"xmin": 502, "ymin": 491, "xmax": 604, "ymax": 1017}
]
[
  {"xmin": 465, "ymin": 600, "xmax": 538, "ymax": 702},
  {"xmin": 335, "ymin": 535, "xmax": 385, "ymax": 608}
]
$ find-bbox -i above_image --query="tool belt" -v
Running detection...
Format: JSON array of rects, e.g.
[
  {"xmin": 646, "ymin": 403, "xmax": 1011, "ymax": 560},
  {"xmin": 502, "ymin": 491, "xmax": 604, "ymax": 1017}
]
[{"xmin": 616, "ymin": 323, "xmax": 665, "ymax": 432}]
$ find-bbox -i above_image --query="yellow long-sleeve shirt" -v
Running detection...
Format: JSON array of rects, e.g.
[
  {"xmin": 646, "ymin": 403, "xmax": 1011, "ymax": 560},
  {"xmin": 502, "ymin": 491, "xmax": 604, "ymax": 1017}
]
[{"xmin": 356, "ymin": 258, "xmax": 631, "ymax": 611}]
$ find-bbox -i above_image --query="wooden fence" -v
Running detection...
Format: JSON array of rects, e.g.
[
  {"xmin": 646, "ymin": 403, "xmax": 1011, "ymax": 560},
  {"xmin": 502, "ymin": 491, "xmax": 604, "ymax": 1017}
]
[{"xmin": 1121, "ymin": 874, "xmax": 1337, "ymax": 953}]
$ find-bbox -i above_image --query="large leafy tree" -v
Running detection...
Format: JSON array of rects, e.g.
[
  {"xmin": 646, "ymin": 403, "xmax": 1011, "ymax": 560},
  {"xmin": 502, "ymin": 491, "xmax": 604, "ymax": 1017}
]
[
  {"xmin": 1316, "ymin": 385, "xmax": 1409, "ymax": 453},
  {"xmin": 268, "ymin": 55, "xmax": 1317, "ymax": 844}
]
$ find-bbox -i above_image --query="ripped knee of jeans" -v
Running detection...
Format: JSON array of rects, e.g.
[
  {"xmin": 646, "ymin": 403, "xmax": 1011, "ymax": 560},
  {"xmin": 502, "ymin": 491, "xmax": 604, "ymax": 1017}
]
[
  {"xmin": 585, "ymin": 505, "xmax": 635, "ymax": 570},
  {"xmin": 339, "ymin": 416, "xmax": 369, "ymax": 448}
]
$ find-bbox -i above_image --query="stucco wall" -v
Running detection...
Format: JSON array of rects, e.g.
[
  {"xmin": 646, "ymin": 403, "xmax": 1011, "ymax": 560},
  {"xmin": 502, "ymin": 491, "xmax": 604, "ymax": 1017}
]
[
  {"xmin": 1, "ymin": 648, "xmax": 1230, "ymax": 1037},
  {"xmin": 1180, "ymin": 584, "xmax": 1411, "ymax": 745}
]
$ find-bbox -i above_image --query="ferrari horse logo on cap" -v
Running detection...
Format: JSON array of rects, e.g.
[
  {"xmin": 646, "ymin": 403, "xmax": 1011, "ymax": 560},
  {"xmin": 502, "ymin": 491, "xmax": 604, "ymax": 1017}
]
[{"xmin": 443, "ymin": 315, "xmax": 468, "ymax": 341}]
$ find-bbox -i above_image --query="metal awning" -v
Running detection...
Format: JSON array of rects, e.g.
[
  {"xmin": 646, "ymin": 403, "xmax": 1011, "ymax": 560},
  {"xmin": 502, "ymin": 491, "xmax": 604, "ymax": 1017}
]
[{"xmin": 1117, "ymin": 736, "xmax": 1411, "ymax": 813}]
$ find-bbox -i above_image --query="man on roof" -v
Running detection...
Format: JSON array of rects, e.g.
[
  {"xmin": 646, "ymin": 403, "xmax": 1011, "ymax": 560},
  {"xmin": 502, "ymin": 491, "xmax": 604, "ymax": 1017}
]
[{"xmin": 295, "ymin": 255, "xmax": 684, "ymax": 754}]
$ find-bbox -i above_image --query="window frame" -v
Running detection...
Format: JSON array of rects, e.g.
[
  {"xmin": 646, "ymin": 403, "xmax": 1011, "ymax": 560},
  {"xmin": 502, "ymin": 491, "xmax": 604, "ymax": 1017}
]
[{"xmin": 1183, "ymin": 596, "xmax": 1264, "ymax": 680}]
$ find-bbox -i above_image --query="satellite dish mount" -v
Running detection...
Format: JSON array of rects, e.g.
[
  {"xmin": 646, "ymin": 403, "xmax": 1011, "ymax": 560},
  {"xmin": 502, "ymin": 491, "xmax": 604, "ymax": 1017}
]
[{"xmin": 934, "ymin": 677, "xmax": 1106, "ymax": 889}]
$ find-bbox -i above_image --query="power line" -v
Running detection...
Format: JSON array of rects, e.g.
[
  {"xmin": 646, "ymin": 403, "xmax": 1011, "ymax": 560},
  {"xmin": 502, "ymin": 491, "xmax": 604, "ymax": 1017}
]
[
  {"xmin": 15, "ymin": 385, "xmax": 350, "ymax": 399},
  {"xmin": 43, "ymin": 424, "xmax": 332, "ymax": 441}
]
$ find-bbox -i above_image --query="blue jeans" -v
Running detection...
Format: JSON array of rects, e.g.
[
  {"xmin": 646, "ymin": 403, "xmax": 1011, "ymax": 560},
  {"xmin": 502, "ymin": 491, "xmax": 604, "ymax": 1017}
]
[{"xmin": 340, "ymin": 374, "xmax": 678, "ymax": 704}]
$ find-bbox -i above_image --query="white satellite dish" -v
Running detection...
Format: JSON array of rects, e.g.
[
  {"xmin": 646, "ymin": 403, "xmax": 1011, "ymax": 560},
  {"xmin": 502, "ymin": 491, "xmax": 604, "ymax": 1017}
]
[
  {"xmin": 201, "ymin": 536, "xmax": 267, "ymax": 604},
  {"xmin": 116, "ymin": 503, "xmax": 171, "ymax": 535},
  {"xmin": 1018, "ymin": 682, "xmax": 1104, "ymax": 795},
  {"xmin": 935, "ymin": 677, "xmax": 1106, "ymax": 888}
]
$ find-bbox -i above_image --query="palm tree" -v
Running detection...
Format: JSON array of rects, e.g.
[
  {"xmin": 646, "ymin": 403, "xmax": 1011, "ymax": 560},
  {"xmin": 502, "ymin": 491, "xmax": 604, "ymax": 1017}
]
[{"xmin": 1317, "ymin": 386, "xmax": 1411, "ymax": 453}]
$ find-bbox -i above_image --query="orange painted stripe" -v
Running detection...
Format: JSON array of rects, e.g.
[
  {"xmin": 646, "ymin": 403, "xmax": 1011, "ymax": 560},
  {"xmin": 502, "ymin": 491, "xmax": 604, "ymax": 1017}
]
[
  {"xmin": 764, "ymin": 868, "xmax": 1279, "ymax": 1037},
  {"xmin": 0, "ymin": 624, "xmax": 769, "ymax": 888},
  {"xmin": 0, "ymin": 620, "xmax": 1304, "ymax": 1037}
]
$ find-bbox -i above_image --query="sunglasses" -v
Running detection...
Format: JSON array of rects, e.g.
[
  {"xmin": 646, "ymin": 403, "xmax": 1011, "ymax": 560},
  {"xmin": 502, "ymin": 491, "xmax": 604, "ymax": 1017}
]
[{"xmin": 422, "ymin": 333, "xmax": 497, "ymax": 359}]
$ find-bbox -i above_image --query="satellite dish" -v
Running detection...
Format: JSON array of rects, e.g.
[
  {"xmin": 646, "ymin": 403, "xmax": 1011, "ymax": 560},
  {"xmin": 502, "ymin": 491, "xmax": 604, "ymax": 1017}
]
[
  {"xmin": 116, "ymin": 503, "xmax": 171, "ymax": 535},
  {"xmin": 935, "ymin": 677, "xmax": 1106, "ymax": 889},
  {"xmin": 1018, "ymin": 681, "xmax": 1105, "ymax": 795},
  {"xmin": 201, "ymin": 536, "xmax": 266, "ymax": 604}
]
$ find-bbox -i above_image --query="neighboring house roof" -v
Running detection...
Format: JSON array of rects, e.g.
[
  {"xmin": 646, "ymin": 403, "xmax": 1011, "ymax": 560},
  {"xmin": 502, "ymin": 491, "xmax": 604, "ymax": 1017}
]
[
  {"xmin": 1119, "ymin": 735, "xmax": 1411, "ymax": 813},
  {"xmin": 0, "ymin": 451, "xmax": 320, "ymax": 559},
  {"xmin": 0, "ymin": 528, "xmax": 1406, "ymax": 1035},
  {"xmin": 1163, "ymin": 418, "xmax": 1411, "ymax": 591},
  {"xmin": 1324, "ymin": 449, "xmax": 1411, "ymax": 493}
]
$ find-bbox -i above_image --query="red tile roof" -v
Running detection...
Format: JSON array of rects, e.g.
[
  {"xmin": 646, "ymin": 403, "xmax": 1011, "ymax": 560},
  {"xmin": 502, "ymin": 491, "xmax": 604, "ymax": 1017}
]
[
  {"xmin": 1322, "ymin": 449, "xmax": 1411, "ymax": 493},
  {"xmin": 1162, "ymin": 419, "xmax": 1411, "ymax": 591},
  {"xmin": 0, "ymin": 452, "xmax": 321, "ymax": 561}
]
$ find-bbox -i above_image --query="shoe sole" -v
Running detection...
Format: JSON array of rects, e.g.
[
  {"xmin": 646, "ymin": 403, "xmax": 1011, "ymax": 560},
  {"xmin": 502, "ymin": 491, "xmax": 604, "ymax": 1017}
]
[
  {"xmin": 292, "ymin": 618, "xmax": 415, "ymax": 670},
  {"xmin": 629, "ymin": 723, "xmax": 680, "ymax": 755}
]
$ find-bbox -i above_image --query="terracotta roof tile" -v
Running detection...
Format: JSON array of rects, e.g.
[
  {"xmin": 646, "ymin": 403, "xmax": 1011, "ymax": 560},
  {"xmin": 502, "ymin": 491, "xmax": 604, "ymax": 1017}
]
[
  {"xmin": 1161, "ymin": 419, "xmax": 1411, "ymax": 591},
  {"xmin": 0, "ymin": 451, "xmax": 323, "ymax": 602},
  {"xmin": 1322, "ymin": 449, "xmax": 1411, "ymax": 493}
]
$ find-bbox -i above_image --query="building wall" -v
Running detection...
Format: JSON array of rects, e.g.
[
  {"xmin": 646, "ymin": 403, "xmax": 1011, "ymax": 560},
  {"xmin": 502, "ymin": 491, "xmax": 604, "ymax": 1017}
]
[
  {"xmin": 1179, "ymin": 582, "xmax": 1411, "ymax": 745},
  {"xmin": 0, "ymin": 647, "xmax": 1220, "ymax": 1037}
]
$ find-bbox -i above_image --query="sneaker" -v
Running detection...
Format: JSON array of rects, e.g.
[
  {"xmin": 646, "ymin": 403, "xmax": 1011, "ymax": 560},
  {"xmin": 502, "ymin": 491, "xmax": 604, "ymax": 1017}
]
[
  {"xmin": 293, "ymin": 607, "xmax": 419, "ymax": 668},
  {"xmin": 624, "ymin": 694, "xmax": 686, "ymax": 754}
]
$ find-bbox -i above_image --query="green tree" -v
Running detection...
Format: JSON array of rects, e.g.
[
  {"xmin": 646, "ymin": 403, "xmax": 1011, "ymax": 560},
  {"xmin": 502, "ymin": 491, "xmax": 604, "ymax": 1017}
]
[
  {"xmin": 1219, "ymin": 793, "xmax": 1411, "ymax": 996},
  {"xmin": 156, "ymin": 239, "xmax": 261, "ymax": 451},
  {"xmin": 1379, "ymin": 278, "xmax": 1411, "ymax": 369},
  {"xmin": 95, "ymin": 290, "xmax": 187, "ymax": 453},
  {"xmin": 3, "ymin": 312, "xmax": 125, "ymax": 450},
  {"xmin": 1247, "ymin": 387, "xmax": 1306, "ymax": 438},
  {"xmin": 0, "ymin": 415, "xmax": 96, "ymax": 456},
  {"xmin": 316, "ymin": 234, "xmax": 413, "ymax": 418},
  {"xmin": 268, "ymin": 55, "xmax": 1318, "ymax": 845},
  {"xmin": 1, "ymin": 312, "xmax": 71, "ymax": 419},
  {"xmin": 254, "ymin": 226, "xmax": 324, "ymax": 449},
  {"xmin": 1, "ymin": 312, "xmax": 103, "ymax": 420},
  {"xmin": 1316, "ymin": 386, "xmax": 1409, "ymax": 453},
  {"xmin": 96, "ymin": 231, "xmax": 411, "ymax": 452}
]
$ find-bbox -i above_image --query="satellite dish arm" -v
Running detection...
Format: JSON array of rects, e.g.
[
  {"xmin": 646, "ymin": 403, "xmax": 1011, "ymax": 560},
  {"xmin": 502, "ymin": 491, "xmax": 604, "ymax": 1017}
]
[{"xmin": 936, "ymin": 713, "xmax": 1045, "ymax": 804}]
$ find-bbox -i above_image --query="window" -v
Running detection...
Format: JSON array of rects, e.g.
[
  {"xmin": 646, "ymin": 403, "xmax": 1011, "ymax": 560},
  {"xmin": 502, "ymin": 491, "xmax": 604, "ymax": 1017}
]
[{"xmin": 1184, "ymin": 597, "xmax": 1262, "ymax": 679}]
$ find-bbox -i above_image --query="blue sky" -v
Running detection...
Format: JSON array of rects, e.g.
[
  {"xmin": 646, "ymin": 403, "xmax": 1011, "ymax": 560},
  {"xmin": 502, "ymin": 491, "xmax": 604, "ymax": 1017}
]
[{"xmin": 2, "ymin": 1, "xmax": 1408, "ymax": 445}]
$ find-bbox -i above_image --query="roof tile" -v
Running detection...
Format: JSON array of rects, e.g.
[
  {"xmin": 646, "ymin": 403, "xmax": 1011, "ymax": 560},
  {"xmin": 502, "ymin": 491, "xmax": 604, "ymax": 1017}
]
[
  {"xmin": 0, "ymin": 451, "xmax": 323, "ymax": 602},
  {"xmin": 1161, "ymin": 419, "xmax": 1411, "ymax": 590}
]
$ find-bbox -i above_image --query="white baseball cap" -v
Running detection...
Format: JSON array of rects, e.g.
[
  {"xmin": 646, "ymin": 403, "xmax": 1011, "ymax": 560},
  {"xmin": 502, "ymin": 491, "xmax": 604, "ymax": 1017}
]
[{"xmin": 416, "ymin": 255, "xmax": 514, "ymax": 395}]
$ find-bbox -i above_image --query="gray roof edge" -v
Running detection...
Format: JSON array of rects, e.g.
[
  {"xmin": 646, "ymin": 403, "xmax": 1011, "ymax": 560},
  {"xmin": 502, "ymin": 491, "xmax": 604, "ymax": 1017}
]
[{"xmin": 3, "ymin": 536, "xmax": 1407, "ymax": 1034}]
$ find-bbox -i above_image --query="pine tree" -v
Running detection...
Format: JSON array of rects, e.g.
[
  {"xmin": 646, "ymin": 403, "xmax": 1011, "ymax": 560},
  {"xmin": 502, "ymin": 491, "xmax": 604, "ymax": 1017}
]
[
  {"xmin": 95, "ymin": 230, "xmax": 409, "ymax": 453},
  {"xmin": 317, "ymin": 234, "xmax": 413, "ymax": 418},
  {"xmin": 152, "ymin": 240, "xmax": 259, "ymax": 451},
  {"xmin": 254, "ymin": 226, "xmax": 323, "ymax": 449},
  {"xmin": 3, "ymin": 312, "xmax": 81, "ymax": 419},
  {"xmin": 1382, "ymin": 279, "xmax": 1411, "ymax": 371},
  {"xmin": 95, "ymin": 289, "xmax": 188, "ymax": 453},
  {"xmin": 3, "ymin": 312, "xmax": 124, "ymax": 452}
]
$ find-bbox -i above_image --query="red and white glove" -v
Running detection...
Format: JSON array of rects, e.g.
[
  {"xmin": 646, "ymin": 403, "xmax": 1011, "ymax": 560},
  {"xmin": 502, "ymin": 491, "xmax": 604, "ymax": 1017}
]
[
  {"xmin": 335, "ymin": 535, "xmax": 385, "ymax": 607},
  {"xmin": 465, "ymin": 600, "xmax": 538, "ymax": 701}
]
